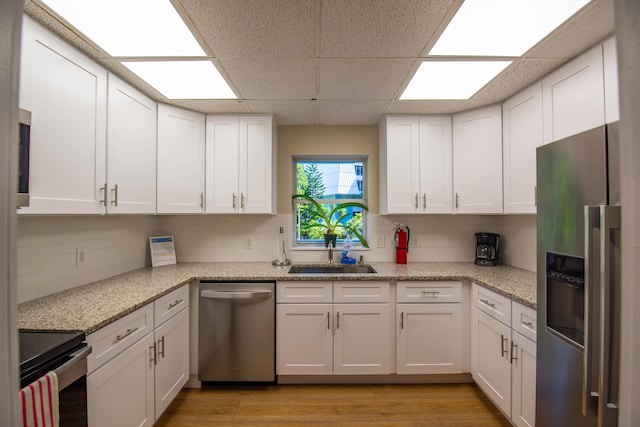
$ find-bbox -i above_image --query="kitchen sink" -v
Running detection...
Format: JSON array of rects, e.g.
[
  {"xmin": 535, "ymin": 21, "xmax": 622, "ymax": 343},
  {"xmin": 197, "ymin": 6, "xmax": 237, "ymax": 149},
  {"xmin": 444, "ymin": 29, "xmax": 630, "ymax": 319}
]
[{"xmin": 288, "ymin": 264, "xmax": 377, "ymax": 274}]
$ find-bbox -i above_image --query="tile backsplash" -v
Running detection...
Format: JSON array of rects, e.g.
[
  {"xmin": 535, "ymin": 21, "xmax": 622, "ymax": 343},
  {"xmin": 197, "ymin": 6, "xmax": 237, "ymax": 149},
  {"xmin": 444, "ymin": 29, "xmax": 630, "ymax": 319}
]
[{"xmin": 17, "ymin": 214, "xmax": 536, "ymax": 303}]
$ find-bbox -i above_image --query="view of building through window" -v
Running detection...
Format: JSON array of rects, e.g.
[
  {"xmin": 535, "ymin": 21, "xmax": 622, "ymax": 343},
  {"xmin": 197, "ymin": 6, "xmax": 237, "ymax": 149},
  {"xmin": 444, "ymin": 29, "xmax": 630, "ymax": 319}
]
[{"xmin": 294, "ymin": 159, "xmax": 366, "ymax": 245}]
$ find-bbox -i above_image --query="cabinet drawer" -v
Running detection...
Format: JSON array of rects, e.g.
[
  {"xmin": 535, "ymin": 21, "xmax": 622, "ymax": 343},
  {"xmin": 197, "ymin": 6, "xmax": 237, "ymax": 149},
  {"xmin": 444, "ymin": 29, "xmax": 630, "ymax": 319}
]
[
  {"xmin": 397, "ymin": 281, "xmax": 462, "ymax": 303},
  {"xmin": 333, "ymin": 281, "xmax": 390, "ymax": 303},
  {"xmin": 86, "ymin": 303, "xmax": 154, "ymax": 373},
  {"xmin": 154, "ymin": 284, "xmax": 189, "ymax": 327},
  {"xmin": 512, "ymin": 302, "xmax": 537, "ymax": 343},
  {"xmin": 277, "ymin": 281, "xmax": 333, "ymax": 303},
  {"xmin": 472, "ymin": 283, "xmax": 511, "ymax": 327}
]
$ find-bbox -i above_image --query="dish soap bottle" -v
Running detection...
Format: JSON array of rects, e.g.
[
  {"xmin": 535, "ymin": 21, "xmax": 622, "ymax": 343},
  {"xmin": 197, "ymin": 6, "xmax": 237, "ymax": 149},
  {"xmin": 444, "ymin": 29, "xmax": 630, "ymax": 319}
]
[{"xmin": 341, "ymin": 234, "xmax": 356, "ymax": 264}]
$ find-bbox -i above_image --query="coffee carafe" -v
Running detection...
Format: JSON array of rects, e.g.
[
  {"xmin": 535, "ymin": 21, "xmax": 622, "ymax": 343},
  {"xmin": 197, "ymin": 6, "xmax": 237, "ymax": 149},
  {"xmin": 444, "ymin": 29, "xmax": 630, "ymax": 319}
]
[{"xmin": 475, "ymin": 232, "xmax": 501, "ymax": 266}]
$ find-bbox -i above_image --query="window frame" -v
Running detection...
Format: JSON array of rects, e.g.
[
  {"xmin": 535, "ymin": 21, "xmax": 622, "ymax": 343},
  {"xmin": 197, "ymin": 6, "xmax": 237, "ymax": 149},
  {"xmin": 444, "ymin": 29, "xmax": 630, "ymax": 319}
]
[{"xmin": 292, "ymin": 155, "xmax": 368, "ymax": 248}]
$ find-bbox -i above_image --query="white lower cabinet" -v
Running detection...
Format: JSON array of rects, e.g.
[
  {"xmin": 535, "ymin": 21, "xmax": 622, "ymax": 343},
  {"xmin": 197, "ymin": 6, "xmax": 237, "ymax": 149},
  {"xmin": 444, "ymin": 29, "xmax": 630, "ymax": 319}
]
[
  {"xmin": 471, "ymin": 283, "xmax": 536, "ymax": 426},
  {"xmin": 276, "ymin": 281, "xmax": 391, "ymax": 376},
  {"xmin": 87, "ymin": 286, "xmax": 190, "ymax": 426},
  {"xmin": 396, "ymin": 281, "xmax": 463, "ymax": 374}
]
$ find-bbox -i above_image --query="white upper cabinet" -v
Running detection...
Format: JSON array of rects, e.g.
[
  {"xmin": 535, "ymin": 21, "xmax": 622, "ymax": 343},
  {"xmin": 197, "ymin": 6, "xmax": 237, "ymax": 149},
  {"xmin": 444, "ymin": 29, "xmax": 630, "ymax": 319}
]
[
  {"xmin": 380, "ymin": 116, "xmax": 452, "ymax": 214},
  {"xmin": 19, "ymin": 16, "xmax": 107, "ymax": 214},
  {"xmin": 603, "ymin": 37, "xmax": 620, "ymax": 124},
  {"xmin": 542, "ymin": 44, "xmax": 606, "ymax": 143},
  {"xmin": 157, "ymin": 104, "xmax": 205, "ymax": 214},
  {"xmin": 452, "ymin": 105, "xmax": 503, "ymax": 214},
  {"xmin": 502, "ymin": 83, "xmax": 544, "ymax": 214},
  {"xmin": 106, "ymin": 74, "xmax": 157, "ymax": 214},
  {"xmin": 205, "ymin": 115, "xmax": 276, "ymax": 214}
]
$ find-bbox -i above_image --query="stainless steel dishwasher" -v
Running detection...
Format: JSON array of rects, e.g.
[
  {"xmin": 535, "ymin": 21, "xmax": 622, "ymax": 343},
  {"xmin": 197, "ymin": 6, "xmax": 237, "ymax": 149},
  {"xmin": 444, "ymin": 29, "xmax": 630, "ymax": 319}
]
[{"xmin": 198, "ymin": 281, "xmax": 275, "ymax": 383}]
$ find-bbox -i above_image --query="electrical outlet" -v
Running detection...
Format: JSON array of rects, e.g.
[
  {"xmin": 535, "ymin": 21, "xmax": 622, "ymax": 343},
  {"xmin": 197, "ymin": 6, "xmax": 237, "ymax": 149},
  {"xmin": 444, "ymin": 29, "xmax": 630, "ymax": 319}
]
[
  {"xmin": 245, "ymin": 236, "xmax": 253, "ymax": 249},
  {"xmin": 412, "ymin": 236, "xmax": 420, "ymax": 248},
  {"xmin": 76, "ymin": 247, "xmax": 86, "ymax": 267},
  {"xmin": 376, "ymin": 234, "xmax": 385, "ymax": 248}
]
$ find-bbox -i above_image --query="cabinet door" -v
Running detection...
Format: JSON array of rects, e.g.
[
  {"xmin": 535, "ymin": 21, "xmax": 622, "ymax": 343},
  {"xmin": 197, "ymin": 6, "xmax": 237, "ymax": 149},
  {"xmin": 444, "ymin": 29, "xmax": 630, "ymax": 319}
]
[
  {"xmin": 419, "ymin": 116, "xmax": 453, "ymax": 213},
  {"xmin": 157, "ymin": 104, "xmax": 205, "ymax": 213},
  {"xmin": 87, "ymin": 332, "xmax": 155, "ymax": 427},
  {"xmin": 542, "ymin": 44, "xmax": 605, "ymax": 143},
  {"xmin": 397, "ymin": 303, "xmax": 462, "ymax": 374},
  {"xmin": 155, "ymin": 308, "xmax": 189, "ymax": 420},
  {"xmin": 19, "ymin": 16, "xmax": 107, "ymax": 214},
  {"xmin": 502, "ymin": 83, "xmax": 543, "ymax": 214},
  {"xmin": 276, "ymin": 304, "xmax": 333, "ymax": 375},
  {"xmin": 511, "ymin": 331, "xmax": 536, "ymax": 427},
  {"xmin": 106, "ymin": 74, "xmax": 157, "ymax": 214},
  {"xmin": 240, "ymin": 116, "xmax": 275, "ymax": 213},
  {"xmin": 453, "ymin": 105, "xmax": 503, "ymax": 214},
  {"xmin": 471, "ymin": 307, "xmax": 512, "ymax": 417},
  {"xmin": 333, "ymin": 304, "xmax": 391, "ymax": 375},
  {"xmin": 380, "ymin": 116, "xmax": 420, "ymax": 213},
  {"xmin": 205, "ymin": 115, "xmax": 239, "ymax": 213}
]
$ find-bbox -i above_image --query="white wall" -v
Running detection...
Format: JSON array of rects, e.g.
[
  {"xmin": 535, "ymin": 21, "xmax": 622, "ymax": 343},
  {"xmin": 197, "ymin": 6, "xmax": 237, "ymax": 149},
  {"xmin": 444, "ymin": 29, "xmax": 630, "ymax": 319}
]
[{"xmin": 16, "ymin": 215, "xmax": 159, "ymax": 303}]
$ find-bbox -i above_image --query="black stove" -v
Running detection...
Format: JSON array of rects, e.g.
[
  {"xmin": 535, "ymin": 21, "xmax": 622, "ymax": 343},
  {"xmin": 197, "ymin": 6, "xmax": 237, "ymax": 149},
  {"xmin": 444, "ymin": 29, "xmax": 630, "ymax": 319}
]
[{"xmin": 18, "ymin": 330, "xmax": 85, "ymax": 388}]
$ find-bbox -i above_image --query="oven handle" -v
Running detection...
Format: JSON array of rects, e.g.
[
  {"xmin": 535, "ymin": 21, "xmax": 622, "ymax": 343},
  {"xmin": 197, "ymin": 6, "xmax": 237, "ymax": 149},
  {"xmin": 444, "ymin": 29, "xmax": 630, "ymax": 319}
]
[{"xmin": 55, "ymin": 345, "xmax": 92, "ymax": 390}]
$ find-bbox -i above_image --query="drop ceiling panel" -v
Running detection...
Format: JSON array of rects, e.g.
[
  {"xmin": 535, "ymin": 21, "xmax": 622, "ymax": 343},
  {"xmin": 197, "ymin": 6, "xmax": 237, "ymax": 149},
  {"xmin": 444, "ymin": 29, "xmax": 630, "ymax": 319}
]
[
  {"xmin": 219, "ymin": 58, "xmax": 316, "ymax": 99},
  {"xmin": 320, "ymin": 0, "xmax": 459, "ymax": 57},
  {"xmin": 319, "ymin": 59, "xmax": 415, "ymax": 100},
  {"xmin": 246, "ymin": 100, "xmax": 318, "ymax": 125},
  {"xmin": 318, "ymin": 100, "xmax": 390, "ymax": 125},
  {"xmin": 180, "ymin": 0, "xmax": 316, "ymax": 58}
]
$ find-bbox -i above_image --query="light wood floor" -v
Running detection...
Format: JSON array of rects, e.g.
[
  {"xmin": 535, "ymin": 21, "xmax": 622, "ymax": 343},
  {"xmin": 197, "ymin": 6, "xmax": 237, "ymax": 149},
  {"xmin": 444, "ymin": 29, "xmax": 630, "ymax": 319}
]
[{"xmin": 155, "ymin": 383, "xmax": 511, "ymax": 427}]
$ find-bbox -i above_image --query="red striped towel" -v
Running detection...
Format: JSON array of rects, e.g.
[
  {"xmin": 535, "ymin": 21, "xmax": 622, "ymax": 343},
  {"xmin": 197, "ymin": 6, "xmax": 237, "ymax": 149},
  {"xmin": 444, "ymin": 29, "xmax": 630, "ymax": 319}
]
[{"xmin": 19, "ymin": 371, "xmax": 59, "ymax": 427}]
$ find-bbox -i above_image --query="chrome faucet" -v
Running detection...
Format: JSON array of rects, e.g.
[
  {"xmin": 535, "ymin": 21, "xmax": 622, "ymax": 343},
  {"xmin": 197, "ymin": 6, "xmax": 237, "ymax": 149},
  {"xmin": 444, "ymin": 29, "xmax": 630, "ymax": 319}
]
[{"xmin": 327, "ymin": 241, "xmax": 334, "ymax": 264}]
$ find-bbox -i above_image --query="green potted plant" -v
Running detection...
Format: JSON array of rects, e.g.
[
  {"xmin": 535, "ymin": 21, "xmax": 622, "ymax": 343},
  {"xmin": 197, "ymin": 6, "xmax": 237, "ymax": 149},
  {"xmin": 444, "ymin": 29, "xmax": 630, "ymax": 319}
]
[{"xmin": 292, "ymin": 193, "xmax": 369, "ymax": 248}]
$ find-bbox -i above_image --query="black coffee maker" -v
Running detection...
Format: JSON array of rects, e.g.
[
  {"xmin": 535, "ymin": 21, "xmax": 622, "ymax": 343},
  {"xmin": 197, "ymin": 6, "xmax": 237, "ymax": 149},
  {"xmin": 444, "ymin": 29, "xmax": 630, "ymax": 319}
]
[{"xmin": 475, "ymin": 232, "xmax": 502, "ymax": 266}]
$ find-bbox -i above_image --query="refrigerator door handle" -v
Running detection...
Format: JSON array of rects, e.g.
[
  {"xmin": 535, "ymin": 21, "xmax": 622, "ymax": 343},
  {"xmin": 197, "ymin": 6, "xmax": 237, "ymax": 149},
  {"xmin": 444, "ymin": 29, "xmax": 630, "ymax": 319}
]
[
  {"xmin": 583, "ymin": 205, "xmax": 601, "ymax": 417},
  {"xmin": 598, "ymin": 205, "xmax": 620, "ymax": 427}
]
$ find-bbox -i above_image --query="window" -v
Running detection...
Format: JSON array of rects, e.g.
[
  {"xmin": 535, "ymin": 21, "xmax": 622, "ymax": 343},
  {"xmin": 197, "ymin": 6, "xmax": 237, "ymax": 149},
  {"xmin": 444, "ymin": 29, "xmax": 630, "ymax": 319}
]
[{"xmin": 294, "ymin": 158, "xmax": 367, "ymax": 246}]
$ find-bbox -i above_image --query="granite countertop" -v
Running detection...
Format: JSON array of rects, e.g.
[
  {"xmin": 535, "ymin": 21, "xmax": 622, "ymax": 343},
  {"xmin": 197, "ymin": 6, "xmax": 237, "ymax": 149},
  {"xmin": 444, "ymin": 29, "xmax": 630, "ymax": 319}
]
[{"xmin": 18, "ymin": 262, "xmax": 537, "ymax": 334}]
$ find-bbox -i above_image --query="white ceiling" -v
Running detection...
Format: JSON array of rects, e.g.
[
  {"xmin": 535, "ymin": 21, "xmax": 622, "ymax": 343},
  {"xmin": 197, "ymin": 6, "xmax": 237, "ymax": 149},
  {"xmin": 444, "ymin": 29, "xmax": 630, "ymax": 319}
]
[{"xmin": 24, "ymin": 0, "xmax": 615, "ymax": 125}]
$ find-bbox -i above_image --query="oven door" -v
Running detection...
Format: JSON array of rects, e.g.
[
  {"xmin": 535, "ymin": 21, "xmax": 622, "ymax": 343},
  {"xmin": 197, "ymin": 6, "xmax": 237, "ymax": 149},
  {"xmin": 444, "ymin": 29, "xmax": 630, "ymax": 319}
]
[{"xmin": 56, "ymin": 346, "xmax": 92, "ymax": 427}]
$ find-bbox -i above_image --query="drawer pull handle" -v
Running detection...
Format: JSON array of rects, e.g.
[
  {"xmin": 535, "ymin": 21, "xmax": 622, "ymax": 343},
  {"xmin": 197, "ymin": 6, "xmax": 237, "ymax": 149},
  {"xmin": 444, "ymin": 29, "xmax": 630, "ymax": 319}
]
[
  {"xmin": 158, "ymin": 336, "xmax": 165, "ymax": 359},
  {"xmin": 401, "ymin": 312, "xmax": 404, "ymax": 330},
  {"xmin": 336, "ymin": 312, "xmax": 340, "ymax": 330},
  {"xmin": 480, "ymin": 298, "xmax": 496, "ymax": 309},
  {"xmin": 327, "ymin": 312, "xmax": 330, "ymax": 330},
  {"xmin": 522, "ymin": 321, "xmax": 534, "ymax": 329},
  {"xmin": 421, "ymin": 290, "xmax": 440, "ymax": 296},
  {"xmin": 150, "ymin": 342, "xmax": 157, "ymax": 365},
  {"xmin": 168, "ymin": 299, "xmax": 183, "ymax": 310},
  {"xmin": 116, "ymin": 327, "xmax": 138, "ymax": 341}
]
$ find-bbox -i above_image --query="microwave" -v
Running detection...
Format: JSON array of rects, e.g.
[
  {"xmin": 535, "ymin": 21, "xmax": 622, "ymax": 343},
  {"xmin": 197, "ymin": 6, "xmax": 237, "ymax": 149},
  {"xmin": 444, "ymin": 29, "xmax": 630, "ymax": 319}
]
[{"xmin": 17, "ymin": 108, "xmax": 31, "ymax": 208}]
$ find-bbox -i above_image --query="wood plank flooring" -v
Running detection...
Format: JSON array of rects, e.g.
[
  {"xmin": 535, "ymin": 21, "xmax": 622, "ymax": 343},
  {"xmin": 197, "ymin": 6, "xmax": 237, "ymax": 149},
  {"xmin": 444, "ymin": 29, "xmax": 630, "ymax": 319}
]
[{"xmin": 155, "ymin": 384, "xmax": 511, "ymax": 427}]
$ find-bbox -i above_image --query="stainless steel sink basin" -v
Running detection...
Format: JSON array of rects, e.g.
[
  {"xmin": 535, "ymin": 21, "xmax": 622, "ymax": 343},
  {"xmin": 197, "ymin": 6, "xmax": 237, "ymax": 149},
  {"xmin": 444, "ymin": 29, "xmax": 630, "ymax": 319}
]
[{"xmin": 288, "ymin": 264, "xmax": 377, "ymax": 274}]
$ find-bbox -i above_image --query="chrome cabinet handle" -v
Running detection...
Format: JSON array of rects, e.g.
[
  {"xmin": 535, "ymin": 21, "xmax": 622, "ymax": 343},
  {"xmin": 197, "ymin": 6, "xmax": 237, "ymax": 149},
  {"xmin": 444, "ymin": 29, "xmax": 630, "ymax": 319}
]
[
  {"xmin": 423, "ymin": 193, "xmax": 426, "ymax": 209},
  {"xmin": 500, "ymin": 334, "xmax": 508, "ymax": 358},
  {"xmin": 158, "ymin": 336, "xmax": 165, "ymax": 359},
  {"xmin": 480, "ymin": 298, "xmax": 496, "ymax": 309},
  {"xmin": 336, "ymin": 312, "xmax": 340, "ymax": 330},
  {"xmin": 233, "ymin": 193, "xmax": 237, "ymax": 208},
  {"xmin": 510, "ymin": 341, "xmax": 518, "ymax": 364},
  {"xmin": 199, "ymin": 192, "xmax": 204, "ymax": 209},
  {"xmin": 100, "ymin": 184, "xmax": 107, "ymax": 205},
  {"xmin": 414, "ymin": 193, "xmax": 418, "ymax": 209},
  {"xmin": 400, "ymin": 312, "xmax": 404, "ymax": 330},
  {"xmin": 522, "ymin": 321, "xmax": 534, "ymax": 329},
  {"xmin": 150, "ymin": 342, "xmax": 157, "ymax": 365},
  {"xmin": 241, "ymin": 193, "xmax": 245, "ymax": 209},
  {"xmin": 455, "ymin": 192, "xmax": 460, "ymax": 209},
  {"xmin": 116, "ymin": 327, "xmax": 138, "ymax": 341},
  {"xmin": 421, "ymin": 290, "xmax": 440, "ymax": 297},
  {"xmin": 327, "ymin": 312, "xmax": 330, "ymax": 330},
  {"xmin": 168, "ymin": 299, "xmax": 183, "ymax": 310},
  {"xmin": 110, "ymin": 184, "xmax": 118, "ymax": 206}
]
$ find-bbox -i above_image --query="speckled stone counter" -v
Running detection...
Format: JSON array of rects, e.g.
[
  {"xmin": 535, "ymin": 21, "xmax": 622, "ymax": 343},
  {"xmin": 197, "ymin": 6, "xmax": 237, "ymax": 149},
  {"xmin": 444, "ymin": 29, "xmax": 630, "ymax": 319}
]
[{"xmin": 18, "ymin": 262, "xmax": 536, "ymax": 334}]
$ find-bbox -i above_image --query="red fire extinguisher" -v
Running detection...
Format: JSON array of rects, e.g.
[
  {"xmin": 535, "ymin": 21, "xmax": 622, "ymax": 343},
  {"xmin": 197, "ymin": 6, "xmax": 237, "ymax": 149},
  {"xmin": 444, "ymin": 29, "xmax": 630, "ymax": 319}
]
[{"xmin": 394, "ymin": 223, "xmax": 410, "ymax": 264}]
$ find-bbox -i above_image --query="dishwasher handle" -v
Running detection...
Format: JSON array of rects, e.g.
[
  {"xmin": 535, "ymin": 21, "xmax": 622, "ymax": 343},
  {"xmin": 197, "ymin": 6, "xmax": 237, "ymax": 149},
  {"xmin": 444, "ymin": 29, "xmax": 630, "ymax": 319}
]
[{"xmin": 200, "ymin": 289, "xmax": 272, "ymax": 300}]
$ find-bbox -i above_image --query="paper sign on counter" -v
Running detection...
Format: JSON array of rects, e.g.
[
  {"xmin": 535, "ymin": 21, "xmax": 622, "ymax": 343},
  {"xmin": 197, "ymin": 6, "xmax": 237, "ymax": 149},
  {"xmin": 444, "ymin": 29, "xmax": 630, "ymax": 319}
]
[{"xmin": 150, "ymin": 236, "xmax": 176, "ymax": 267}]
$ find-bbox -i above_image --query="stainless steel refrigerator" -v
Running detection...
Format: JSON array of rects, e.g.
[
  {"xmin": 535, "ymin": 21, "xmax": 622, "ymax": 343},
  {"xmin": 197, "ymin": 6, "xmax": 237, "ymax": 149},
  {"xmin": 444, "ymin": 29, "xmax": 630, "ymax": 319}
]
[{"xmin": 536, "ymin": 124, "xmax": 620, "ymax": 427}]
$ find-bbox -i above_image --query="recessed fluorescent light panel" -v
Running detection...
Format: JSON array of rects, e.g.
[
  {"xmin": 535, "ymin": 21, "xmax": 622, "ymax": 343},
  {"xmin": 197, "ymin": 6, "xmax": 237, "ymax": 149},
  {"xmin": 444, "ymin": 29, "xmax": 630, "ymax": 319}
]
[
  {"xmin": 430, "ymin": 0, "xmax": 591, "ymax": 56},
  {"xmin": 40, "ymin": 0, "xmax": 205, "ymax": 57},
  {"xmin": 123, "ymin": 61, "xmax": 236, "ymax": 99},
  {"xmin": 400, "ymin": 61, "xmax": 512, "ymax": 100}
]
